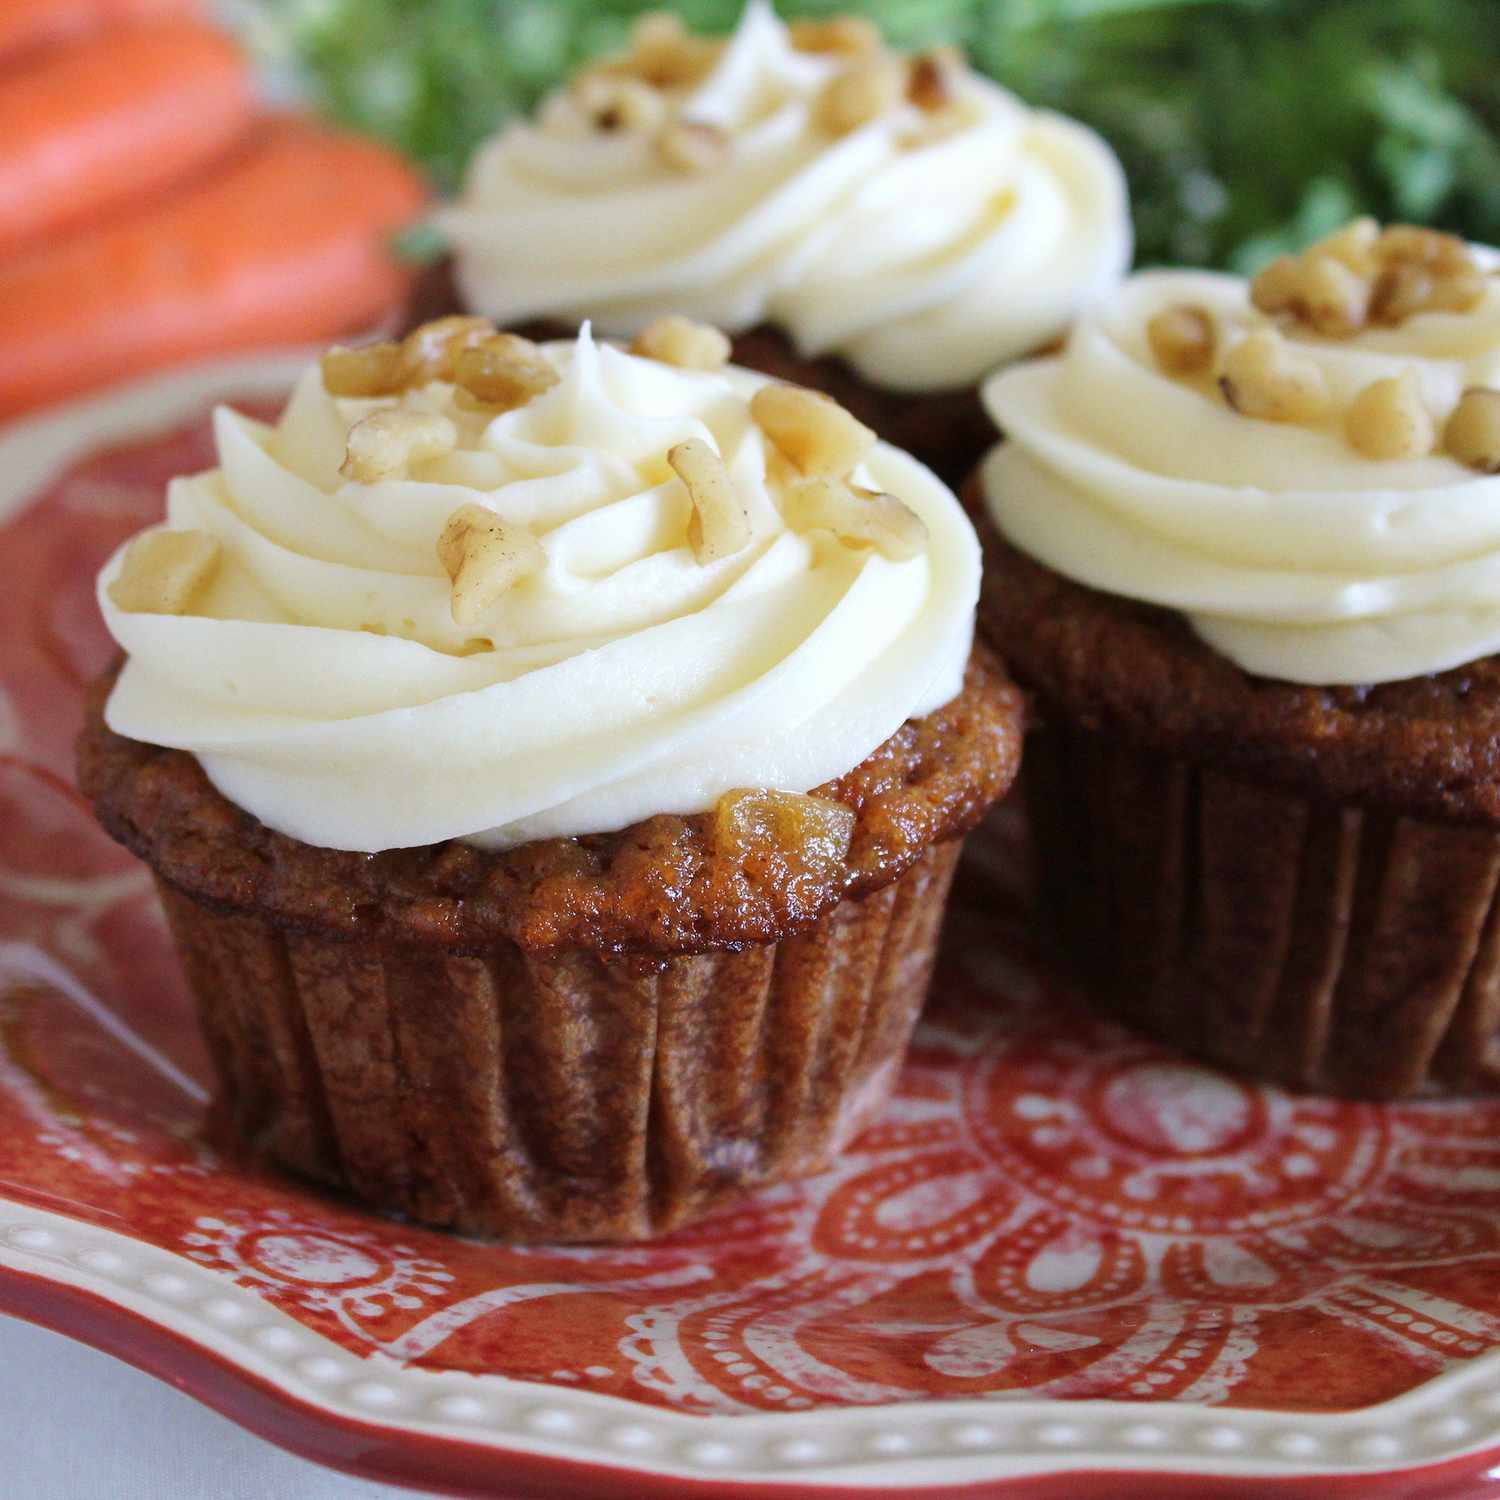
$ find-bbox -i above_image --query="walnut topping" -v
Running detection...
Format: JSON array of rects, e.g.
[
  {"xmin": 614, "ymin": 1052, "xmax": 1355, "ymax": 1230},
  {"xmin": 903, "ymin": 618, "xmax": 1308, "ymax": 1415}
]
[
  {"xmin": 789, "ymin": 15, "xmax": 881, "ymax": 56},
  {"xmin": 630, "ymin": 315, "xmax": 732, "ymax": 370},
  {"xmin": 1218, "ymin": 329, "xmax": 1330, "ymax": 424},
  {"xmin": 1345, "ymin": 369, "xmax": 1435, "ymax": 460},
  {"xmin": 320, "ymin": 341, "xmax": 403, "ymax": 398},
  {"xmin": 107, "ymin": 529, "xmax": 220, "ymax": 615},
  {"xmin": 437, "ymin": 503, "xmax": 545, "ymax": 625},
  {"xmin": 713, "ymin": 787, "xmax": 855, "ymax": 867},
  {"xmin": 655, "ymin": 118, "xmax": 731, "ymax": 172},
  {"xmin": 815, "ymin": 53, "xmax": 906, "ymax": 134},
  {"xmin": 452, "ymin": 333, "xmax": 559, "ymax": 411},
  {"xmin": 1314, "ymin": 216, "xmax": 1380, "ymax": 275},
  {"xmin": 1443, "ymin": 387, "xmax": 1500, "ymax": 473},
  {"xmin": 1298, "ymin": 254, "xmax": 1370, "ymax": 336},
  {"xmin": 1377, "ymin": 224, "xmax": 1473, "ymax": 272},
  {"xmin": 1247, "ymin": 255, "xmax": 1303, "ymax": 318},
  {"xmin": 573, "ymin": 73, "xmax": 666, "ymax": 133},
  {"xmin": 667, "ymin": 437, "xmax": 751, "ymax": 564},
  {"xmin": 749, "ymin": 384, "xmax": 875, "ymax": 477},
  {"xmin": 1250, "ymin": 219, "xmax": 1486, "ymax": 336},
  {"xmin": 785, "ymin": 476, "xmax": 928, "ymax": 561},
  {"xmin": 341, "ymin": 410, "xmax": 458, "ymax": 482},
  {"xmin": 398, "ymin": 316, "xmax": 495, "ymax": 386},
  {"xmin": 1368, "ymin": 262, "xmax": 1483, "ymax": 326},
  {"xmin": 1147, "ymin": 305, "xmax": 1216, "ymax": 375},
  {"xmin": 615, "ymin": 10, "xmax": 720, "ymax": 87},
  {"xmin": 907, "ymin": 45, "xmax": 964, "ymax": 111},
  {"xmin": 325, "ymin": 318, "xmax": 514, "ymax": 399}
]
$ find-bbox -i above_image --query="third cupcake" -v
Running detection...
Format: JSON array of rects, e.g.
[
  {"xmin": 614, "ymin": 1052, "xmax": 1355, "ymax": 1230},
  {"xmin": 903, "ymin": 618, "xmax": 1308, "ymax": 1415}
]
[{"xmin": 975, "ymin": 219, "xmax": 1500, "ymax": 1099}]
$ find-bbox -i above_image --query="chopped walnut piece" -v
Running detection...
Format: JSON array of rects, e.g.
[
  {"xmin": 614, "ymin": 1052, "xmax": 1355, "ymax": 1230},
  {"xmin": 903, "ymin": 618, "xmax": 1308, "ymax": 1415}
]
[
  {"xmin": 789, "ymin": 15, "xmax": 881, "ymax": 55},
  {"xmin": 1345, "ymin": 369, "xmax": 1435, "ymax": 460},
  {"xmin": 1368, "ymin": 263, "xmax": 1433, "ymax": 326},
  {"xmin": 618, "ymin": 10, "xmax": 720, "ymax": 87},
  {"xmin": 713, "ymin": 787, "xmax": 855, "ymax": 867},
  {"xmin": 907, "ymin": 45, "xmax": 964, "ymax": 111},
  {"xmin": 1218, "ymin": 330, "xmax": 1330, "ymax": 424},
  {"xmin": 785, "ymin": 476, "xmax": 928, "ymax": 561},
  {"xmin": 1370, "ymin": 263, "xmax": 1486, "ymax": 325},
  {"xmin": 1248, "ymin": 254, "xmax": 1303, "ymax": 317},
  {"xmin": 107, "ymin": 529, "xmax": 220, "ymax": 615},
  {"xmin": 1443, "ymin": 388, "xmax": 1500, "ymax": 473},
  {"xmin": 573, "ymin": 73, "xmax": 666, "ymax": 133},
  {"xmin": 1300, "ymin": 254, "xmax": 1370, "ymax": 336},
  {"xmin": 437, "ymin": 503, "xmax": 545, "ymax": 625},
  {"xmin": 655, "ymin": 119, "xmax": 731, "ymax": 172},
  {"xmin": 749, "ymin": 384, "xmax": 875, "ymax": 478},
  {"xmin": 630, "ymin": 315, "xmax": 732, "ymax": 370},
  {"xmin": 321, "ymin": 341, "xmax": 403, "ymax": 398},
  {"xmin": 815, "ymin": 53, "xmax": 907, "ymax": 134},
  {"xmin": 1377, "ymin": 224, "xmax": 1475, "ymax": 274},
  {"xmin": 1147, "ymin": 305, "xmax": 1216, "ymax": 375},
  {"xmin": 1423, "ymin": 267, "xmax": 1489, "ymax": 314},
  {"xmin": 398, "ymin": 316, "xmax": 495, "ymax": 386},
  {"xmin": 1249, "ymin": 220, "xmax": 1485, "ymax": 336},
  {"xmin": 341, "ymin": 410, "xmax": 458, "ymax": 482},
  {"xmin": 668, "ymin": 437, "xmax": 752, "ymax": 564},
  {"xmin": 1309, "ymin": 216, "xmax": 1380, "ymax": 275},
  {"xmin": 452, "ymin": 333, "xmax": 560, "ymax": 412}
]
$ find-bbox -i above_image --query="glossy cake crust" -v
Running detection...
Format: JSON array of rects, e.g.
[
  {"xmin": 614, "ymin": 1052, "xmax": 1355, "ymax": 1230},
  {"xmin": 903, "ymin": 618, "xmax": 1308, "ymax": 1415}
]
[{"xmin": 79, "ymin": 648, "xmax": 1021, "ymax": 956}]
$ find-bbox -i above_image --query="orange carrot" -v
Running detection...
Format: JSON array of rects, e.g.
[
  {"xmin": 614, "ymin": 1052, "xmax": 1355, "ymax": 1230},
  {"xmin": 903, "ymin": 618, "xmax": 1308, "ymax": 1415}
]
[
  {"xmin": 0, "ymin": 118, "xmax": 429, "ymax": 418},
  {"xmin": 0, "ymin": 22, "xmax": 253, "ymax": 259},
  {"xmin": 0, "ymin": 0, "xmax": 198, "ymax": 67}
]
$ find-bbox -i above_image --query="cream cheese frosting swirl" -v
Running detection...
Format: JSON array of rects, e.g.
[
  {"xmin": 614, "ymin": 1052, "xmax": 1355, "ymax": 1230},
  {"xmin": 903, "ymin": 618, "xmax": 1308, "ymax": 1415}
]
[
  {"xmin": 98, "ymin": 330, "xmax": 978, "ymax": 853},
  {"xmin": 442, "ymin": 1, "xmax": 1130, "ymax": 394},
  {"xmin": 982, "ymin": 257, "xmax": 1500, "ymax": 686}
]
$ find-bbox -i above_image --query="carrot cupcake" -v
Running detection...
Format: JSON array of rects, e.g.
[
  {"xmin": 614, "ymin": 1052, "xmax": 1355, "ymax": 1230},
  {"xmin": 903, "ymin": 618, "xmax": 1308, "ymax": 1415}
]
[
  {"xmin": 78, "ymin": 314, "xmax": 1021, "ymax": 1241},
  {"xmin": 437, "ymin": 1, "xmax": 1130, "ymax": 487},
  {"xmin": 974, "ymin": 219, "xmax": 1500, "ymax": 1100}
]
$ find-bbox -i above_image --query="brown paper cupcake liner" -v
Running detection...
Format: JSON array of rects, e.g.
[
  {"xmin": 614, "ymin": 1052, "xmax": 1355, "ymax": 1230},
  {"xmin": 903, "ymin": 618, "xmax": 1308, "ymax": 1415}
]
[
  {"xmin": 158, "ymin": 838, "xmax": 963, "ymax": 1242},
  {"xmin": 1018, "ymin": 719, "xmax": 1500, "ymax": 1100}
]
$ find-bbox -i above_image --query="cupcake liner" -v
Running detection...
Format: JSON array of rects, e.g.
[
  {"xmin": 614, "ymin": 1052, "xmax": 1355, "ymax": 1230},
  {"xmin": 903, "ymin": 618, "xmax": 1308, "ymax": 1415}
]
[
  {"xmin": 1020, "ymin": 719, "xmax": 1500, "ymax": 1099},
  {"xmin": 158, "ymin": 839, "xmax": 963, "ymax": 1241}
]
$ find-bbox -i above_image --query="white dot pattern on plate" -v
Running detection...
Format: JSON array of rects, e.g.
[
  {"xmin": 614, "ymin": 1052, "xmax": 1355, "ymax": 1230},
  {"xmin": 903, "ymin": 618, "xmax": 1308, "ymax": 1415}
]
[
  {"xmin": 7, "ymin": 1207, "xmax": 1500, "ymax": 1485},
  {"xmin": 432, "ymin": 1395, "xmax": 487, "ymax": 1422}
]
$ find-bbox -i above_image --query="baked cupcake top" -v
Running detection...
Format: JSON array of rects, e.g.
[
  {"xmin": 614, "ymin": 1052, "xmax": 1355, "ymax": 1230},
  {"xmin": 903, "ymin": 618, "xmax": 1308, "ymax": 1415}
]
[
  {"xmin": 982, "ymin": 220, "xmax": 1500, "ymax": 686},
  {"xmin": 97, "ymin": 316, "xmax": 979, "ymax": 854},
  {"xmin": 441, "ymin": 1, "xmax": 1130, "ymax": 394}
]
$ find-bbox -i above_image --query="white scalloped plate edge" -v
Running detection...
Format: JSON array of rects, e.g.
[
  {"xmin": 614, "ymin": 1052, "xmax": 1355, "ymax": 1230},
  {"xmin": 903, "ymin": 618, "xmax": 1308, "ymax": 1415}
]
[
  {"xmin": 6, "ymin": 352, "xmax": 1500, "ymax": 1490},
  {"xmin": 5, "ymin": 1198, "xmax": 1500, "ymax": 1486}
]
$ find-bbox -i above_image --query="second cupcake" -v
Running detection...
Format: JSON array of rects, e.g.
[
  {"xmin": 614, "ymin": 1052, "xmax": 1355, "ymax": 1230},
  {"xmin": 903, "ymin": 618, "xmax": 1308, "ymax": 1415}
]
[{"xmin": 437, "ymin": 1, "xmax": 1131, "ymax": 487}]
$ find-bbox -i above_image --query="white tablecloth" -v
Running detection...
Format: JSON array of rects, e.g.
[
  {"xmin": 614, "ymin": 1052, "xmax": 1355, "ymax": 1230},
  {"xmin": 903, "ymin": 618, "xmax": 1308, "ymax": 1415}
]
[{"xmin": 0, "ymin": 1317, "xmax": 415, "ymax": 1499}]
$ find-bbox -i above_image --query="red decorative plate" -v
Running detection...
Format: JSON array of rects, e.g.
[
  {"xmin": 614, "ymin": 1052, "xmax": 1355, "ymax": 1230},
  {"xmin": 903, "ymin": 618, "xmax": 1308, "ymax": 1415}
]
[{"xmin": 5, "ymin": 357, "xmax": 1500, "ymax": 1498}]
